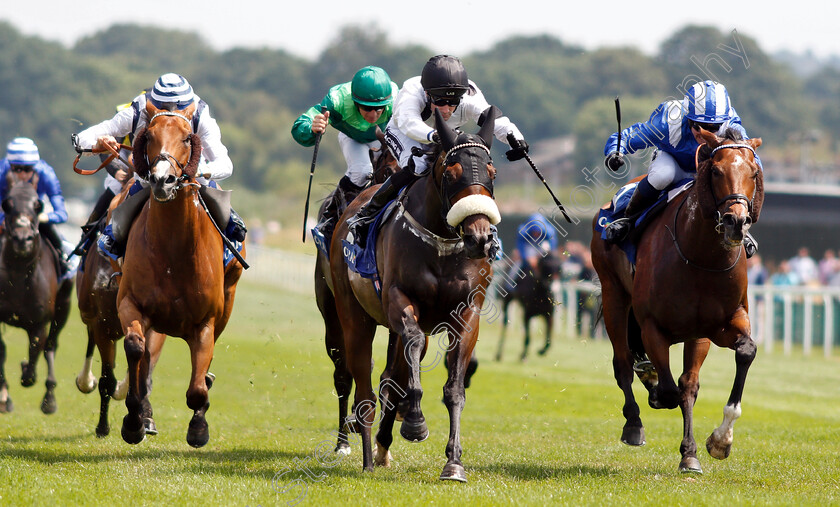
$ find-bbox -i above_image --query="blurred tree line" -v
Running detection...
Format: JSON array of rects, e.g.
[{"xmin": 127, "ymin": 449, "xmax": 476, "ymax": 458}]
[{"xmin": 0, "ymin": 21, "xmax": 836, "ymax": 220}]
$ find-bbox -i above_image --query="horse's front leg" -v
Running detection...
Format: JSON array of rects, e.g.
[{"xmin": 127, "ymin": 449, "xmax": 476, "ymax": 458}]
[
  {"xmin": 120, "ymin": 314, "xmax": 149, "ymax": 445},
  {"xmin": 537, "ymin": 312, "xmax": 553, "ymax": 356},
  {"xmin": 0, "ymin": 335, "xmax": 11, "ymax": 413},
  {"xmin": 387, "ymin": 287, "xmax": 428, "ymax": 443},
  {"xmin": 374, "ymin": 331, "xmax": 406, "ymax": 468},
  {"xmin": 640, "ymin": 320, "xmax": 679, "ymax": 410},
  {"xmin": 186, "ymin": 325, "xmax": 215, "ymax": 448},
  {"xmin": 707, "ymin": 307, "xmax": 755, "ymax": 460},
  {"xmin": 140, "ymin": 330, "xmax": 166, "ymax": 436},
  {"xmin": 678, "ymin": 338, "xmax": 711, "ymax": 473},
  {"xmin": 76, "ymin": 333, "xmax": 98, "ymax": 394},
  {"xmin": 40, "ymin": 330, "xmax": 58, "ymax": 415},
  {"xmin": 21, "ymin": 325, "xmax": 47, "ymax": 387},
  {"xmin": 440, "ymin": 320, "xmax": 481, "ymax": 482}
]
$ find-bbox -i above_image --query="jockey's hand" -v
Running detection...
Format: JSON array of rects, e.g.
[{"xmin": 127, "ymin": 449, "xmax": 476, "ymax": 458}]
[
  {"xmin": 95, "ymin": 135, "xmax": 119, "ymax": 154},
  {"xmin": 115, "ymin": 168, "xmax": 130, "ymax": 184},
  {"xmin": 605, "ymin": 152, "xmax": 625, "ymax": 171},
  {"xmin": 505, "ymin": 138, "xmax": 529, "ymax": 162},
  {"xmin": 429, "ymin": 131, "xmax": 440, "ymax": 144},
  {"xmin": 311, "ymin": 111, "xmax": 330, "ymax": 134},
  {"xmin": 38, "ymin": 212, "xmax": 49, "ymax": 223}
]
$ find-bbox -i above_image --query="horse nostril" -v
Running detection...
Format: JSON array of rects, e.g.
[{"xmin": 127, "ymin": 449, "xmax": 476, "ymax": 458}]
[{"xmin": 165, "ymin": 175, "xmax": 177, "ymax": 185}]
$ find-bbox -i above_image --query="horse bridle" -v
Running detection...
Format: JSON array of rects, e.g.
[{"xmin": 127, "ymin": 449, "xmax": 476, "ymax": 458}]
[
  {"xmin": 437, "ymin": 141, "xmax": 494, "ymax": 234},
  {"xmin": 145, "ymin": 111, "xmax": 195, "ymax": 188},
  {"xmin": 667, "ymin": 143, "xmax": 758, "ymax": 272}
]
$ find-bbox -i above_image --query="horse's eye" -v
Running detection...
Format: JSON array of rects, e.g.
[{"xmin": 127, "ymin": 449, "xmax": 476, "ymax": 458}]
[{"xmin": 712, "ymin": 166, "xmax": 723, "ymax": 177}]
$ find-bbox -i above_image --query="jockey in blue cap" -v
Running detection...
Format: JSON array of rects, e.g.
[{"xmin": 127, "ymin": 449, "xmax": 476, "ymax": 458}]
[
  {"xmin": 73, "ymin": 73, "xmax": 247, "ymax": 262},
  {"xmin": 603, "ymin": 80, "xmax": 761, "ymax": 257},
  {"xmin": 0, "ymin": 137, "xmax": 72, "ymax": 275}
]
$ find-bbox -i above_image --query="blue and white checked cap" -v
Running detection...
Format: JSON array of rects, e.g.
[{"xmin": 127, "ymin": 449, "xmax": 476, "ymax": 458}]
[
  {"xmin": 683, "ymin": 80, "xmax": 732, "ymax": 124},
  {"xmin": 149, "ymin": 73, "xmax": 194, "ymax": 109},
  {"xmin": 6, "ymin": 137, "xmax": 40, "ymax": 166}
]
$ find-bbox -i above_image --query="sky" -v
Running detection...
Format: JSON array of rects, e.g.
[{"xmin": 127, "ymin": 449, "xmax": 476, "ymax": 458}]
[{"xmin": 2, "ymin": 0, "xmax": 839, "ymax": 61}]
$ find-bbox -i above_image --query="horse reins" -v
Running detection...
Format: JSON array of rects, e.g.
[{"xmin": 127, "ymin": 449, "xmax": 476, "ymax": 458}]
[{"xmin": 665, "ymin": 143, "xmax": 757, "ymax": 273}]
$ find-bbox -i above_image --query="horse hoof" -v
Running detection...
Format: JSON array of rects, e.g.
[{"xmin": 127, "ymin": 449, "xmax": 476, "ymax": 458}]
[
  {"xmin": 187, "ymin": 415, "xmax": 210, "ymax": 448},
  {"xmin": 335, "ymin": 442, "xmax": 351, "ymax": 455},
  {"xmin": 374, "ymin": 442, "xmax": 392, "ymax": 467},
  {"xmin": 96, "ymin": 423, "xmax": 110, "ymax": 438},
  {"xmin": 620, "ymin": 426, "xmax": 646, "ymax": 446},
  {"xmin": 205, "ymin": 372, "xmax": 216, "ymax": 390},
  {"xmin": 706, "ymin": 435, "xmax": 731, "ymax": 459},
  {"xmin": 0, "ymin": 398, "xmax": 13, "ymax": 414},
  {"xmin": 400, "ymin": 415, "xmax": 429, "ymax": 442},
  {"xmin": 679, "ymin": 456, "xmax": 703, "ymax": 474},
  {"xmin": 440, "ymin": 463, "xmax": 467, "ymax": 482},
  {"xmin": 121, "ymin": 415, "xmax": 146, "ymax": 445},
  {"xmin": 143, "ymin": 417, "xmax": 158, "ymax": 436},
  {"xmin": 537, "ymin": 346, "xmax": 550, "ymax": 356},
  {"xmin": 76, "ymin": 374, "xmax": 97, "ymax": 394},
  {"xmin": 40, "ymin": 393, "xmax": 57, "ymax": 415},
  {"xmin": 20, "ymin": 362, "xmax": 35, "ymax": 387}
]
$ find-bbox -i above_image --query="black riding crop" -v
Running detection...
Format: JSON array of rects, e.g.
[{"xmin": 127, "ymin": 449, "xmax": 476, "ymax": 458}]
[
  {"xmin": 301, "ymin": 107, "xmax": 326, "ymax": 243},
  {"xmin": 507, "ymin": 133, "xmax": 571, "ymax": 223}
]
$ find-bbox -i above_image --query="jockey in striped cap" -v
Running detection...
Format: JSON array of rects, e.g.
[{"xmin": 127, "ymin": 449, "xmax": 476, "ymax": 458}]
[
  {"xmin": 72, "ymin": 73, "xmax": 247, "ymax": 262},
  {"xmin": 601, "ymin": 80, "xmax": 761, "ymax": 257}
]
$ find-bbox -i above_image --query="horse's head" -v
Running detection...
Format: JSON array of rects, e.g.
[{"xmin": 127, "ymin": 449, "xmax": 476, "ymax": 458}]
[
  {"xmin": 1, "ymin": 180, "xmax": 42, "ymax": 257},
  {"xmin": 537, "ymin": 251, "xmax": 561, "ymax": 284},
  {"xmin": 133, "ymin": 101, "xmax": 202, "ymax": 202},
  {"xmin": 372, "ymin": 130, "xmax": 400, "ymax": 185},
  {"xmin": 695, "ymin": 128, "xmax": 763, "ymax": 249},
  {"xmin": 433, "ymin": 107, "xmax": 501, "ymax": 259}
]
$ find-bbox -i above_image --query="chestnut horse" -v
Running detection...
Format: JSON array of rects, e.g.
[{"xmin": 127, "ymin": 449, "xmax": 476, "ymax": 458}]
[
  {"xmin": 0, "ymin": 179, "xmax": 72, "ymax": 414},
  {"xmin": 314, "ymin": 139, "xmax": 399, "ymax": 455},
  {"xmin": 117, "ymin": 100, "xmax": 245, "ymax": 447},
  {"xmin": 330, "ymin": 108, "xmax": 501, "ymax": 481},
  {"xmin": 590, "ymin": 128, "xmax": 763, "ymax": 473},
  {"xmin": 74, "ymin": 180, "xmax": 166, "ymax": 437}
]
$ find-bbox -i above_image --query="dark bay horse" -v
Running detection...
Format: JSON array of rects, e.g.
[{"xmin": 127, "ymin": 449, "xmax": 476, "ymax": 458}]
[
  {"xmin": 0, "ymin": 179, "xmax": 72, "ymax": 413},
  {"xmin": 330, "ymin": 108, "xmax": 501, "ymax": 481},
  {"xmin": 496, "ymin": 251, "xmax": 561, "ymax": 361},
  {"xmin": 314, "ymin": 139, "xmax": 399, "ymax": 455},
  {"xmin": 116, "ymin": 100, "xmax": 245, "ymax": 447},
  {"xmin": 75, "ymin": 180, "xmax": 166, "ymax": 437},
  {"xmin": 590, "ymin": 128, "xmax": 763, "ymax": 473}
]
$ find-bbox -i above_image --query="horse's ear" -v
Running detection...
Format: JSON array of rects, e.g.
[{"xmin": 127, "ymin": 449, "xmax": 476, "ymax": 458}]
[
  {"xmin": 476, "ymin": 106, "xmax": 499, "ymax": 148},
  {"xmin": 1, "ymin": 198, "xmax": 10, "ymax": 214},
  {"xmin": 145, "ymin": 99, "xmax": 161, "ymax": 117},
  {"xmin": 34, "ymin": 199, "xmax": 43, "ymax": 214},
  {"xmin": 434, "ymin": 108, "xmax": 458, "ymax": 151},
  {"xmin": 133, "ymin": 128, "xmax": 150, "ymax": 179},
  {"xmin": 748, "ymin": 137, "xmax": 763, "ymax": 150},
  {"xmin": 695, "ymin": 127, "xmax": 722, "ymax": 150}
]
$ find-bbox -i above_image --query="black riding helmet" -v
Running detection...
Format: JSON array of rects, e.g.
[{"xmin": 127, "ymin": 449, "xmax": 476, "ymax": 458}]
[{"xmin": 421, "ymin": 55, "xmax": 470, "ymax": 98}]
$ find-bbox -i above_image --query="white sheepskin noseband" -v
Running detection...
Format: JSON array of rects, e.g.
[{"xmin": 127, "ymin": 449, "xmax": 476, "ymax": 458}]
[{"xmin": 445, "ymin": 194, "xmax": 501, "ymax": 227}]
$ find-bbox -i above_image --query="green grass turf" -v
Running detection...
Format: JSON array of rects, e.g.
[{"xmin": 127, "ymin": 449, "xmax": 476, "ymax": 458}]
[{"xmin": 1, "ymin": 276, "xmax": 839, "ymax": 506}]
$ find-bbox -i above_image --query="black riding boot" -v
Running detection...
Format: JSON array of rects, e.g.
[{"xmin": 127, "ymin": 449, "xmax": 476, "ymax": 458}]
[
  {"xmin": 39, "ymin": 222, "xmax": 69, "ymax": 275},
  {"xmin": 83, "ymin": 188, "xmax": 116, "ymax": 233},
  {"xmin": 605, "ymin": 178, "xmax": 659, "ymax": 244},
  {"xmin": 316, "ymin": 176, "xmax": 366, "ymax": 239},
  {"xmin": 226, "ymin": 209, "xmax": 247, "ymax": 242},
  {"xmin": 347, "ymin": 167, "xmax": 417, "ymax": 247}
]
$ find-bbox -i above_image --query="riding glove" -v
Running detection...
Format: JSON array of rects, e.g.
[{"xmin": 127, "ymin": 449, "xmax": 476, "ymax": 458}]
[
  {"xmin": 505, "ymin": 138, "xmax": 529, "ymax": 161},
  {"xmin": 605, "ymin": 152, "xmax": 625, "ymax": 171}
]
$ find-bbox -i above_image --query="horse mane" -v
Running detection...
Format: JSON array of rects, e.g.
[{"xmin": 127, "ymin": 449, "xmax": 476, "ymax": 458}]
[
  {"xmin": 694, "ymin": 127, "xmax": 763, "ymax": 223},
  {"xmin": 132, "ymin": 128, "xmax": 202, "ymax": 180}
]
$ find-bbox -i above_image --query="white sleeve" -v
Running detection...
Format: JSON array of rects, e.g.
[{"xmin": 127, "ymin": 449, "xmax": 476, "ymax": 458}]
[
  {"xmin": 75, "ymin": 106, "xmax": 137, "ymax": 149},
  {"xmin": 195, "ymin": 106, "xmax": 233, "ymax": 181},
  {"xmin": 392, "ymin": 78, "xmax": 436, "ymax": 143},
  {"xmin": 460, "ymin": 84, "xmax": 523, "ymax": 145}
]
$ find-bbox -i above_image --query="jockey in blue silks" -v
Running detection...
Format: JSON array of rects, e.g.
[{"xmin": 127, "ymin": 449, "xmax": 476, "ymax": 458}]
[
  {"xmin": 602, "ymin": 80, "xmax": 761, "ymax": 257},
  {"xmin": 516, "ymin": 212, "xmax": 559, "ymax": 272},
  {"xmin": 0, "ymin": 137, "xmax": 72, "ymax": 275}
]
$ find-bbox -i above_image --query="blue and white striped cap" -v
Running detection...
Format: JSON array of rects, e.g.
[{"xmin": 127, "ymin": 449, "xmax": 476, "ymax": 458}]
[
  {"xmin": 683, "ymin": 80, "xmax": 732, "ymax": 124},
  {"xmin": 6, "ymin": 137, "xmax": 39, "ymax": 166},
  {"xmin": 149, "ymin": 73, "xmax": 194, "ymax": 109}
]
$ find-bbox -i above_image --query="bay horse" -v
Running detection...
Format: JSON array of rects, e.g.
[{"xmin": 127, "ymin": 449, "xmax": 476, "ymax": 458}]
[
  {"xmin": 590, "ymin": 128, "xmax": 763, "ymax": 473},
  {"xmin": 117, "ymin": 100, "xmax": 245, "ymax": 446},
  {"xmin": 74, "ymin": 178, "xmax": 166, "ymax": 437},
  {"xmin": 314, "ymin": 138, "xmax": 399, "ymax": 455},
  {"xmin": 330, "ymin": 108, "xmax": 501, "ymax": 481},
  {"xmin": 0, "ymin": 179, "xmax": 72, "ymax": 414},
  {"xmin": 496, "ymin": 251, "xmax": 561, "ymax": 361}
]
